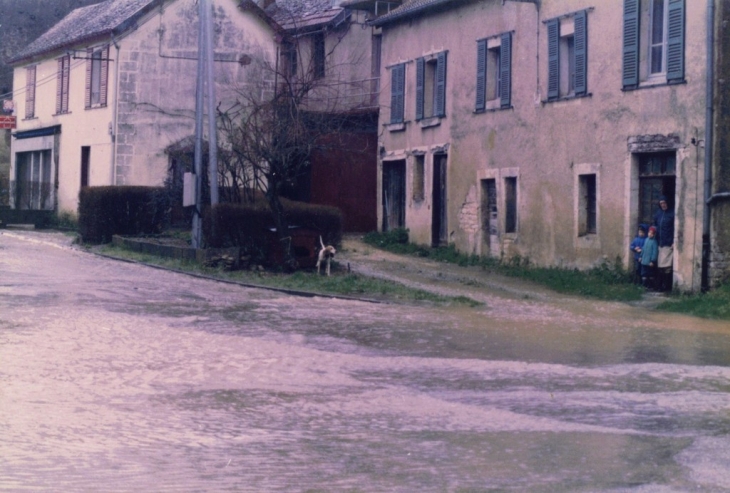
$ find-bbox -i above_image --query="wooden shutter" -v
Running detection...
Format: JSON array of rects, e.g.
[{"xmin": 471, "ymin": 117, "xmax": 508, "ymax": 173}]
[
  {"xmin": 390, "ymin": 64, "xmax": 404, "ymax": 123},
  {"xmin": 666, "ymin": 0, "xmax": 685, "ymax": 83},
  {"xmin": 475, "ymin": 39, "xmax": 487, "ymax": 111},
  {"xmin": 500, "ymin": 32, "xmax": 512, "ymax": 108},
  {"xmin": 56, "ymin": 58, "xmax": 64, "ymax": 114},
  {"xmin": 85, "ymin": 48, "xmax": 93, "ymax": 109},
  {"xmin": 622, "ymin": 0, "xmax": 640, "ymax": 89},
  {"xmin": 435, "ymin": 51, "xmax": 447, "ymax": 117},
  {"xmin": 61, "ymin": 55, "xmax": 70, "ymax": 113},
  {"xmin": 547, "ymin": 19, "xmax": 559, "ymax": 100},
  {"xmin": 25, "ymin": 66, "xmax": 36, "ymax": 119},
  {"xmin": 100, "ymin": 45, "xmax": 110, "ymax": 106},
  {"xmin": 415, "ymin": 57, "xmax": 425, "ymax": 120},
  {"xmin": 574, "ymin": 10, "xmax": 588, "ymax": 96}
]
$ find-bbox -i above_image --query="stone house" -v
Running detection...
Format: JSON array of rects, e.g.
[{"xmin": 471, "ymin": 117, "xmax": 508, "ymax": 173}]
[
  {"xmin": 372, "ymin": 0, "xmax": 730, "ymax": 291},
  {"xmin": 7, "ymin": 0, "xmax": 279, "ymax": 216}
]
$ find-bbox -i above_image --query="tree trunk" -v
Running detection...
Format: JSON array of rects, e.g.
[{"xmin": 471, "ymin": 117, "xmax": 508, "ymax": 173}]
[{"xmin": 266, "ymin": 186, "xmax": 298, "ymax": 272}]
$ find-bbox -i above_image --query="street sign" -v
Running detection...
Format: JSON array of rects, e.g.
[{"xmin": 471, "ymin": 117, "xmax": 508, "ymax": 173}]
[{"xmin": 0, "ymin": 115, "xmax": 16, "ymax": 129}]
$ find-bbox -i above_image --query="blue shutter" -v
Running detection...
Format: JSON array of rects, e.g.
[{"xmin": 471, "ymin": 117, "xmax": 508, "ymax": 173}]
[
  {"xmin": 435, "ymin": 51, "xmax": 447, "ymax": 117},
  {"xmin": 666, "ymin": 0, "xmax": 685, "ymax": 83},
  {"xmin": 390, "ymin": 64, "xmax": 404, "ymax": 123},
  {"xmin": 574, "ymin": 10, "xmax": 588, "ymax": 96},
  {"xmin": 500, "ymin": 32, "xmax": 512, "ymax": 108},
  {"xmin": 475, "ymin": 39, "xmax": 487, "ymax": 111},
  {"xmin": 622, "ymin": 0, "xmax": 640, "ymax": 88},
  {"xmin": 415, "ymin": 57, "xmax": 425, "ymax": 120},
  {"xmin": 547, "ymin": 19, "xmax": 559, "ymax": 100}
]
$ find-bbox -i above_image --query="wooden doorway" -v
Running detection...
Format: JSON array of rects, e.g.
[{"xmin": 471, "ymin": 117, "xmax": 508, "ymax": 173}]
[{"xmin": 432, "ymin": 154, "xmax": 447, "ymax": 246}]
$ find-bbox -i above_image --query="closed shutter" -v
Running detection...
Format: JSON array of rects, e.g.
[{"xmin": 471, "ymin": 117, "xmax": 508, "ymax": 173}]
[
  {"xmin": 61, "ymin": 55, "xmax": 70, "ymax": 113},
  {"xmin": 666, "ymin": 0, "xmax": 685, "ymax": 83},
  {"xmin": 25, "ymin": 66, "xmax": 36, "ymax": 119},
  {"xmin": 574, "ymin": 10, "xmax": 588, "ymax": 96},
  {"xmin": 415, "ymin": 57, "xmax": 425, "ymax": 120},
  {"xmin": 390, "ymin": 64, "xmax": 405, "ymax": 123},
  {"xmin": 435, "ymin": 51, "xmax": 447, "ymax": 117},
  {"xmin": 622, "ymin": 0, "xmax": 640, "ymax": 88},
  {"xmin": 475, "ymin": 39, "xmax": 487, "ymax": 111},
  {"xmin": 85, "ymin": 48, "xmax": 93, "ymax": 109},
  {"xmin": 56, "ymin": 58, "xmax": 64, "ymax": 114},
  {"xmin": 500, "ymin": 32, "xmax": 512, "ymax": 108},
  {"xmin": 547, "ymin": 19, "xmax": 559, "ymax": 100},
  {"xmin": 100, "ymin": 45, "xmax": 109, "ymax": 106}
]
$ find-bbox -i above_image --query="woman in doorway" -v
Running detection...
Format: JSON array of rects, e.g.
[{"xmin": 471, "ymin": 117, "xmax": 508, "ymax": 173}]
[{"xmin": 653, "ymin": 196, "xmax": 675, "ymax": 292}]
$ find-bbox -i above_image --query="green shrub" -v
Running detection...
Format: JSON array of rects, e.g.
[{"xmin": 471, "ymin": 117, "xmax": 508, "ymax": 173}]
[
  {"xmin": 78, "ymin": 186, "xmax": 168, "ymax": 243},
  {"xmin": 203, "ymin": 197, "xmax": 342, "ymax": 263}
]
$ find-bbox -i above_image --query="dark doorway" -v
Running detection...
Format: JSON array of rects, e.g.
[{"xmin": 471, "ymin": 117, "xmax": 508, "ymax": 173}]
[
  {"xmin": 481, "ymin": 178, "xmax": 498, "ymax": 256},
  {"xmin": 638, "ymin": 152, "xmax": 676, "ymax": 227},
  {"xmin": 382, "ymin": 160, "xmax": 405, "ymax": 231},
  {"xmin": 80, "ymin": 146, "xmax": 90, "ymax": 188},
  {"xmin": 432, "ymin": 154, "xmax": 447, "ymax": 246}
]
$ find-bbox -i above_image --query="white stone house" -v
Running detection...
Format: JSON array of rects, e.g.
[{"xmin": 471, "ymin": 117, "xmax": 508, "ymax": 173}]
[
  {"xmin": 372, "ymin": 0, "xmax": 730, "ymax": 291},
  {"xmin": 7, "ymin": 0, "xmax": 279, "ymax": 215}
]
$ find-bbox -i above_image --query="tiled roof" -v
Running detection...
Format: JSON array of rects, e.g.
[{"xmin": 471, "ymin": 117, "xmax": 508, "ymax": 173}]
[
  {"xmin": 370, "ymin": 0, "xmax": 455, "ymax": 26},
  {"xmin": 266, "ymin": 0, "xmax": 344, "ymax": 32},
  {"xmin": 8, "ymin": 0, "xmax": 159, "ymax": 64}
]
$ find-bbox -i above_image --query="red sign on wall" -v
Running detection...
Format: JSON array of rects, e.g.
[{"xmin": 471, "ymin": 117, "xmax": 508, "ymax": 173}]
[{"xmin": 0, "ymin": 115, "xmax": 16, "ymax": 129}]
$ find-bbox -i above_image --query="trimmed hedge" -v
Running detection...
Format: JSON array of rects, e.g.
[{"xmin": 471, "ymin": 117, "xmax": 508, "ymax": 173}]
[
  {"xmin": 203, "ymin": 197, "xmax": 342, "ymax": 262},
  {"xmin": 79, "ymin": 186, "xmax": 168, "ymax": 243}
]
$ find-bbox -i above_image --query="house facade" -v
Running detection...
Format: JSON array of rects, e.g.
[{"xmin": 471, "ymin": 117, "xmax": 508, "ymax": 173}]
[
  {"xmin": 8, "ymin": 0, "xmax": 278, "ymax": 215},
  {"xmin": 373, "ymin": 0, "xmax": 730, "ymax": 291}
]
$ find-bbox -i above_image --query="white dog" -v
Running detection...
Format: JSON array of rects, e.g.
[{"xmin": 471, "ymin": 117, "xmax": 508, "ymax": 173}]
[{"xmin": 316, "ymin": 236, "xmax": 336, "ymax": 276}]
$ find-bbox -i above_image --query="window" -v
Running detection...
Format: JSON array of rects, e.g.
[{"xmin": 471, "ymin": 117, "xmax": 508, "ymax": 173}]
[
  {"xmin": 282, "ymin": 41, "xmax": 298, "ymax": 78},
  {"xmin": 56, "ymin": 54, "xmax": 71, "ymax": 114},
  {"xmin": 25, "ymin": 66, "xmax": 36, "ymax": 119},
  {"xmin": 16, "ymin": 150, "xmax": 53, "ymax": 210},
  {"xmin": 313, "ymin": 33, "xmax": 325, "ymax": 79},
  {"xmin": 476, "ymin": 33, "xmax": 511, "ymax": 111},
  {"xmin": 389, "ymin": 63, "xmax": 405, "ymax": 124},
  {"xmin": 412, "ymin": 154, "xmax": 425, "ymax": 201},
  {"xmin": 578, "ymin": 174, "xmax": 597, "ymax": 236},
  {"xmin": 81, "ymin": 147, "xmax": 91, "ymax": 188},
  {"xmin": 547, "ymin": 10, "xmax": 587, "ymax": 101},
  {"xmin": 86, "ymin": 46, "xmax": 109, "ymax": 108},
  {"xmin": 623, "ymin": 0, "xmax": 684, "ymax": 89},
  {"xmin": 504, "ymin": 176, "xmax": 517, "ymax": 234},
  {"xmin": 416, "ymin": 51, "xmax": 447, "ymax": 120}
]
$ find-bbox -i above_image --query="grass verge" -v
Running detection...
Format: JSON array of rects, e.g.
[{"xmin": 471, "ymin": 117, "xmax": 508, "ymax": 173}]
[
  {"xmin": 364, "ymin": 229, "xmax": 644, "ymax": 302},
  {"xmin": 655, "ymin": 283, "xmax": 730, "ymax": 320},
  {"xmin": 94, "ymin": 243, "xmax": 482, "ymax": 307}
]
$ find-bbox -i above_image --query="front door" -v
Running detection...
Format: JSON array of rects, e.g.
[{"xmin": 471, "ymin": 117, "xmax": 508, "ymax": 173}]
[
  {"xmin": 382, "ymin": 160, "xmax": 405, "ymax": 231},
  {"xmin": 16, "ymin": 150, "xmax": 52, "ymax": 210},
  {"xmin": 432, "ymin": 154, "xmax": 447, "ymax": 246},
  {"xmin": 638, "ymin": 152, "xmax": 675, "ymax": 227}
]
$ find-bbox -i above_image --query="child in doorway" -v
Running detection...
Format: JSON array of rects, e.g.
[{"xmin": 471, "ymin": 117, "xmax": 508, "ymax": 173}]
[
  {"xmin": 640, "ymin": 226, "xmax": 659, "ymax": 290},
  {"xmin": 629, "ymin": 224, "xmax": 647, "ymax": 284}
]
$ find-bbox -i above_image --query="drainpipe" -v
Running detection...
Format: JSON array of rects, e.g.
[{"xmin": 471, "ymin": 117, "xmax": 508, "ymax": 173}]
[
  {"xmin": 110, "ymin": 33, "xmax": 121, "ymax": 186},
  {"xmin": 701, "ymin": 0, "xmax": 715, "ymax": 292}
]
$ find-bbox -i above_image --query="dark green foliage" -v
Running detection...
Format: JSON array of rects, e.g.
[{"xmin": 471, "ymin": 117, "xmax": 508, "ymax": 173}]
[
  {"xmin": 657, "ymin": 283, "xmax": 730, "ymax": 319},
  {"xmin": 203, "ymin": 197, "xmax": 342, "ymax": 262},
  {"xmin": 78, "ymin": 186, "xmax": 169, "ymax": 244}
]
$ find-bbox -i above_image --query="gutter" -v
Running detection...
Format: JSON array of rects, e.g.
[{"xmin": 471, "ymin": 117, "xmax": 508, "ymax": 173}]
[
  {"xmin": 701, "ymin": 0, "xmax": 715, "ymax": 292},
  {"xmin": 110, "ymin": 33, "xmax": 121, "ymax": 186}
]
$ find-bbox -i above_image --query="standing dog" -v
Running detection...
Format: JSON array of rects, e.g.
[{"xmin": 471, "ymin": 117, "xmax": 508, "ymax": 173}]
[{"xmin": 316, "ymin": 236, "xmax": 336, "ymax": 276}]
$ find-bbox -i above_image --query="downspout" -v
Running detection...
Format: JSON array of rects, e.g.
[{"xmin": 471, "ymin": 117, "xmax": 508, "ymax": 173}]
[
  {"xmin": 110, "ymin": 33, "xmax": 121, "ymax": 185},
  {"xmin": 701, "ymin": 0, "xmax": 715, "ymax": 292}
]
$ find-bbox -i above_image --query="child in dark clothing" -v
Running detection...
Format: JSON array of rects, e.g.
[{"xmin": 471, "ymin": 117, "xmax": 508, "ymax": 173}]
[
  {"xmin": 640, "ymin": 226, "xmax": 659, "ymax": 289},
  {"xmin": 629, "ymin": 224, "xmax": 647, "ymax": 284}
]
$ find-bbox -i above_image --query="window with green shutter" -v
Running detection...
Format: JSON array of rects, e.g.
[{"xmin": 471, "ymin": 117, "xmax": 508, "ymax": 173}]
[
  {"xmin": 415, "ymin": 51, "xmax": 447, "ymax": 121},
  {"xmin": 389, "ymin": 63, "xmax": 405, "ymax": 124},
  {"xmin": 476, "ymin": 34, "xmax": 511, "ymax": 111},
  {"xmin": 546, "ymin": 11, "xmax": 588, "ymax": 101}
]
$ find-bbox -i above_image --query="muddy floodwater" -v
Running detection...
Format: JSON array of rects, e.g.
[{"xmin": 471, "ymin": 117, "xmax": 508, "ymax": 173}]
[{"xmin": 2, "ymin": 231, "xmax": 730, "ymax": 491}]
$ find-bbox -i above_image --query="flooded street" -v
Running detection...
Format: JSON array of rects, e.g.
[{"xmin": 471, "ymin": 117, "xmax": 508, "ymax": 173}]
[{"xmin": 2, "ymin": 231, "xmax": 730, "ymax": 492}]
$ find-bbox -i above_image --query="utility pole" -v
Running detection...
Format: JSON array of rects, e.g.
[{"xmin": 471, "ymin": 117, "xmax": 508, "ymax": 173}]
[{"xmin": 191, "ymin": 0, "xmax": 219, "ymax": 248}]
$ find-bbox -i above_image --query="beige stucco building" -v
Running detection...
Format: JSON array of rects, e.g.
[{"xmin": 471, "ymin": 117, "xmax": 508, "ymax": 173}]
[
  {"xmin": 8, "ymin": 0, "xmax": 278, "ymax": 215},
  {"xmin": 371, "ymin": 0, "xmax": 730, "ymax": 291}
]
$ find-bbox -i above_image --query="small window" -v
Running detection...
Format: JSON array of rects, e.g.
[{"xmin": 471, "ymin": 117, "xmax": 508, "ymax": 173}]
[
  {"xmin": 56, "ymin": 54, "xmax": 71, "ymax": 114},
  {"xmin": 313, "ymin": 33, "xmax": 325, "ymax": 79},
  {"xmin": 413, "ymin": 155, "xmax": 425, "ymax": 201},
  {"xmin": 389, "ymin": 63, "xmax": 405, "ymax": 124},
  {"xmin": 578, "ymin": 174, "xmax": 597, "ymax": 236},
  {"xmin": 85, "ymin": 46, "xmax": 109, "ymax": 109},
  {"xmin": 476, "ymin": 33, "xmax": 511, "ymax": 111},
  {"xmin": 547, "ymin": 11, "xmax": 587, "ymax": 101},
  {"xmin": 504, "ymin": 176, "xmax": 517, "ymax": 234}
]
